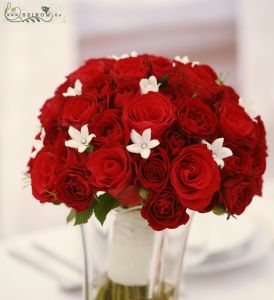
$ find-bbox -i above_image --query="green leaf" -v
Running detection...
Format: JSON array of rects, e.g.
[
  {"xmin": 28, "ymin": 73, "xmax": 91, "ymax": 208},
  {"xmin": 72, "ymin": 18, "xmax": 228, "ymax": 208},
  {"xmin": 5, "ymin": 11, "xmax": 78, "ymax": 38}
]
[
  {"xmin": 159, "ymin": 74, "xmax": 169, "ymax": 89},
  {"xmin": 94, "ymin": 193, "xmax": 120, "ymax": 225},
  {"xmin": 52, "ymin": 201, "xmax": 61, "ymax": 205},
  {"xmin": 139, "ymin": 186, "xmax": 149, "ymax": 200},
  {"xmin": 74, "ymin": 206, "xmax": 94, "ymax": 226},
  {"xmin": 66, "ymin": 209, "xmax": 76, "ymax": 223},
  {"xmin": 212, "ymin": 204, "xmax": 227, "ymax": 216},
  {"xmin": 86, "ymin": 144, "xmax": 95, "ymax": 153}
]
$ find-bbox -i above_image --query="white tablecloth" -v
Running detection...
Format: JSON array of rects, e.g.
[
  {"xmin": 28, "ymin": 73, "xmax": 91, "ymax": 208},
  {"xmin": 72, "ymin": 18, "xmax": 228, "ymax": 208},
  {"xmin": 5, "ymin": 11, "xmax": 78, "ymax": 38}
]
[{"xmin": 0, "ymin": 223, "xmax": 274, "ymax": 300}]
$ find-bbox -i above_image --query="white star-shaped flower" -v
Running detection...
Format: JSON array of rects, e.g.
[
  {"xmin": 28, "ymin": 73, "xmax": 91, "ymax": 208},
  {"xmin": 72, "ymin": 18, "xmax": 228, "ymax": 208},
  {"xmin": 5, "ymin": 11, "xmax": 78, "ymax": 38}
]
[
  {"xmin": 139, "ymin": 75, "xmax": 161, "ymax": 95},
  {"xmin": 202, "ymin": 138, "xmax": 233, "ymax": 168},
  {"xmin": 62, "ymin": 79, "xmax": 82, "ymax": 97},
  {"xmin": 65, "ymin": 125, "xmax": 95, "ymax": 153},
  {"xmin": 31, "ymin": 128, "xmax": 45, "ymax": 158},
  {"xmin": 111, "ymin": 51, "xmax": 138, "ymax": 60},
  {"xmin": 239, "ymin": 97, "xmax": 257, "ymax": 121},
  {"xmin": 126, "ymin": 128, "xmax": 160, "ymax": 159},
  {"xmin": 174, "ymin": 55, "xmax": 199, "ymax": 67}
]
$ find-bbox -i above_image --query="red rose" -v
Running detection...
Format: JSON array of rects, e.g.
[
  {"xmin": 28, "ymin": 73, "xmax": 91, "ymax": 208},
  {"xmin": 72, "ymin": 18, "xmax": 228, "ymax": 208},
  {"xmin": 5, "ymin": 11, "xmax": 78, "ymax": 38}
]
[
  {"xmin": 90, "ymin": 109, "xmax": 129, "ymax": 146},
  {"xmin": 57, "ymin": 59, "xmax": 114, "ymax": 100},
  {"xmin": 222, "ymin": 147, "xmax": 252, "ymax": 177},
  {"xmin": 177, "ymin": 98, "xmax": 217, "ymax": 139},
  {"xmin": 31, "ymin": 148, "xmax": 56, "ymax": 203},
  {"xmin": 52, "ymin": 132, "xmax": 69, "ymax": 172},
  {"xmin": 252, "ymin": 116, "xmax": 267, "ymax": 177},
  {"xmin": 141, "ymin": 188, "xmax": 189, "ymax": 231},
  {"xmin": 87, "ymin": 144, "xmax": 132, "ymax": 198},
  {"xmin": 61, "ymin": 95, "xmax": 97, "ymax": 128},
  {"xmin": 70, "ymin": 59, "xmax": 106, "ymax": 82},
  {"xmin": 123, "ymin": 92, "xmax": 175, "ymax": 136},
  {"xmin": 218, "ymin": 101, "xmax": 256, "ymax": 146},
  {"xmin": 149, "ymin": 55, "xmax": 173, "ymax": 79},
  {"xmin": 164, "ymin": 124, "xmax": 189, "ymax": 156},
  {"xmin": 114, "ymin": 89, "xmax": 135, "ymax": 109},
  {"xmin": 250, "ymin": 117, "xmax": 267, "ymax": 196},
  {"xmin": 43, "ymin": 125, "xmax": 62, "ymax": 147},
  {"xmin": 137, "ymin": 147, "xmax": 169, "ymax": 192},
  {"xmin": 213, "ymin": 85, "xmax": 240, "ymax": 105},
  {"xmin": 173, "ymin": 64, "xmax": 219, "ymax": 103},
  {"xmin": 114, "ymin": 56, "xmax": 148, "ymax": 80},
  {"xmin": 115, "ymin": 185, "xmax": 143, "ymax": 207},
  {"xmin": 55, "ymin": 168, "xmax": 94, "ymax": 211},
  {"xmin": 171, "ymin": 144, "xmax": 221, "ymax": 211},
  {"xmin": 192, "ymin": 64, "xmax": 218, "ymax": 82},
  {"xmin": 39, "ymin": 96, "xmax": 64, "ymax": 131},
  {"xmin": 222, "ymin": 177, "xmax": 255, "ymax": 215}
]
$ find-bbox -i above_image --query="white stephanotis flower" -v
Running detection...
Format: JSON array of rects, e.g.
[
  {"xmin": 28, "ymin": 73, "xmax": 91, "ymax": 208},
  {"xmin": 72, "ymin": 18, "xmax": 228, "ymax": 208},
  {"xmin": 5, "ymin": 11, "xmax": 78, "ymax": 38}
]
[
  {"xmin": 65, "ymin": 124, "xmax": 95, "ymax": 153},
  {"xmin": 239, "ymin": 97, "xmax": 257, "ymax": 121},
  {"xmin": 202, "ymin": 138, "xmax": 233, "ymax": 168},
  {"xmin": 62, "ymin": 79, "xmax": 82, "ymax": 97},
  {"xmin": 111, "ymin": 51, "xmax": 138, "ymax": 60},
  {"xmin": 126, "ymin": 128, "xmax": 160, "ymax": 159},
  {"xmin": 139, "ymin": 75, "xmax": 161, "ymax": 95},
  {"xmin": 31, "ymin": 128, "xmax": 45, "ymax": 158},
  {"xmin": 174, "ymin": 55, "xmax": 200, "ymax": 67}
]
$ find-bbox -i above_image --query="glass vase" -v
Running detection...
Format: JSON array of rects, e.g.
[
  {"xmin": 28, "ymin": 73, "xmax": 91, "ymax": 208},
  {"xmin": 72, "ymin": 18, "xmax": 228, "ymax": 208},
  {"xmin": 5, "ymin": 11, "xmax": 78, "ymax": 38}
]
[{"xmin": 81, "ymin": 207, "xmax": 194, "ymax": 300}]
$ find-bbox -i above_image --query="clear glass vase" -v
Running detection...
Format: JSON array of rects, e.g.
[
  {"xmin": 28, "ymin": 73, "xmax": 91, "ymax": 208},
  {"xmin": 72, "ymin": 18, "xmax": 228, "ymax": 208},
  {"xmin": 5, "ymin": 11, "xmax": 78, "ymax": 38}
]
[{"xmin": 80, "ymin": 207, "xmax": 194, "ymax": 300}]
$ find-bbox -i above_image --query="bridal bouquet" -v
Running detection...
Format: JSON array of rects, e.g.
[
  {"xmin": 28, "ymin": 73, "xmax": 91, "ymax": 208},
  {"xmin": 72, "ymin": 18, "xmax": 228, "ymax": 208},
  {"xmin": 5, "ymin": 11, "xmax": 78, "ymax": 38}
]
[{"xmin": 27, "ymin": 53, "xmax": 267, "ymax": 231}]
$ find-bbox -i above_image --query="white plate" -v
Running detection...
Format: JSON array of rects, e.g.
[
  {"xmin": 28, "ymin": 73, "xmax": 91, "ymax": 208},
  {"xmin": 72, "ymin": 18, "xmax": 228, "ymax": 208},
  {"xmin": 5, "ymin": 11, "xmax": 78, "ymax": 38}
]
[
  {"xmin": 187, "ymin": 213, "xmax": 256, "ymax": 255},
  {"xmin": 185, "ymin": 226, "xmax": 273, "ymax": 275}
]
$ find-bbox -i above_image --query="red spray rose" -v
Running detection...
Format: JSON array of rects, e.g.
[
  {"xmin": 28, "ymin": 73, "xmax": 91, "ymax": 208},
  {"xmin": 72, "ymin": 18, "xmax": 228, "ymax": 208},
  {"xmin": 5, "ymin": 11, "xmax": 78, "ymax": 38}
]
[
  {"xmin": 55, "ymin": 168, "xmax": 94, "ymax": 211},
  {"xmin": 177, "ymin": 98, "xmax": 217, "ymax": 139},
  {"xmin": 141, "ymin": 188, "xmax": 189, "ymax": 231},
  {"xmin": 137, "ymin": 147, "xmax": 170, "ymax": 192},
  {"xmin": 90, "ymin": 109, "xmax": 129, "ymax": 146},
  {"xmin": 222, "ymin": 177, "xmax": 256, "ymax": 215}
]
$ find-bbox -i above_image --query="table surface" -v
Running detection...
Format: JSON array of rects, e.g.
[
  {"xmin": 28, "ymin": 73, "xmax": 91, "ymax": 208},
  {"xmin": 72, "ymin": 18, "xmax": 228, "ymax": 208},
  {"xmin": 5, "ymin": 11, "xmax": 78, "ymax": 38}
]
[
  {"xmin": 0, "ymin": 221, "xmax": 274, "ymax": 300},
  {"xmin": 1, "ymin": 179, "xmax": 274, "ymax": 300}
]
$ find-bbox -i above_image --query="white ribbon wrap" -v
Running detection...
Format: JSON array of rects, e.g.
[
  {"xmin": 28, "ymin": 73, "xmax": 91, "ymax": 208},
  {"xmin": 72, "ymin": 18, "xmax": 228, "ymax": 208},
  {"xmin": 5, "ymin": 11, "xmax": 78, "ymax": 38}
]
[{"xmin": 107, "ymin": 210, "xmax": 154, "ymax": 286}]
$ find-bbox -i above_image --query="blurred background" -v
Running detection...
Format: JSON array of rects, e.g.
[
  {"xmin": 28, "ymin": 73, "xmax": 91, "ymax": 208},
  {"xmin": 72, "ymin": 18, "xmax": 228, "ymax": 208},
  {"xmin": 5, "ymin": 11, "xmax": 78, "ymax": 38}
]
[{"xmin": 0, "ymin": 0, "xmax": 274, "ymax": 299}]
